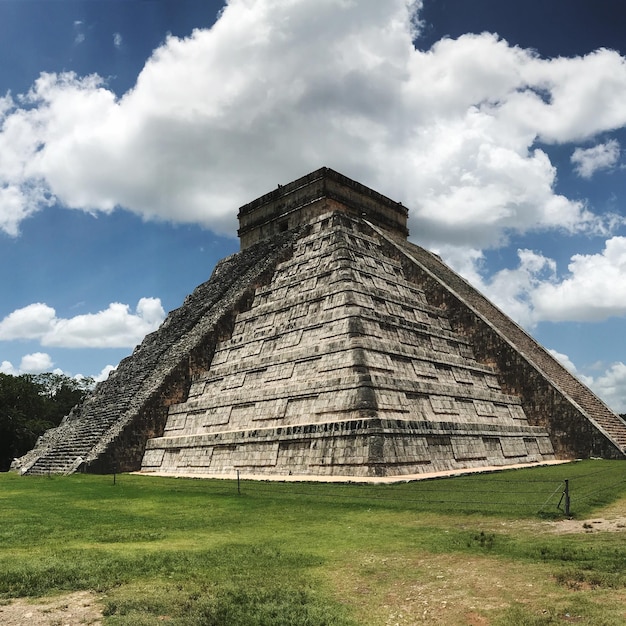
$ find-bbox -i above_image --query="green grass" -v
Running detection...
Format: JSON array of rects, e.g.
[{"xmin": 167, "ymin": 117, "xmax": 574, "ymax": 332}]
[{"xmin": 1, "ymin": 460, "xmax": 626, "ymax": 624}]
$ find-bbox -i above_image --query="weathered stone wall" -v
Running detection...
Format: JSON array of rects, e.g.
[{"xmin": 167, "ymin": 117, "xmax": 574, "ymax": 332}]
[
  {"xmin": 142, "ymin": 211, "xmax": 557, "ymax": 477},
  {"xmin": 379, "ymin": 230, "xmax": 626, "ymax": 460},
  {"xmin": 143, "ymin": 418, "xmax": 552, "ymax": 477}
]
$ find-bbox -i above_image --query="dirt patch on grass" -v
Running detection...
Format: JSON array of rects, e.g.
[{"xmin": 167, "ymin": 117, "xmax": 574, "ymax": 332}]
[
  {"xmin": 548, "ymin": 517, "xmax": 626, "ymax": 534},
  {"xmin": 329, "ymin": 552, "xmax": 553, "ymax": 625},
  {"xmin": 0, "ymin": 591, "xmax": 103, "ymax": 626}
]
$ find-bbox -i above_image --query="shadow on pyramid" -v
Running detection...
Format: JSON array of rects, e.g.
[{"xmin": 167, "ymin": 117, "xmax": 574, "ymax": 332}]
[{"xmin": 13, "ymin": 168, "xmax": 626, "ymax": 480}]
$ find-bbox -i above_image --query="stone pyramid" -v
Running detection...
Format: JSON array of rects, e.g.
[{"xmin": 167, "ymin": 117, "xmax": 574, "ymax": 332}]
[{"xmin": 14, "ymin": 168, "xmax": 626, "ymax": 478}]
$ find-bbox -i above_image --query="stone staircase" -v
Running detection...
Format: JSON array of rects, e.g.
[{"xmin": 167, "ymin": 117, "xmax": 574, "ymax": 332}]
[
  {"xmin": 14, "ymin": 379, "xmax": 137, "ymax": 475},
  {"xmin": 386, "ymin": 233, "xmax": 626, "ymax": 452},
  {"xmin": 23, "ymin": 409, "xmax": 118, "ymax": 475}
]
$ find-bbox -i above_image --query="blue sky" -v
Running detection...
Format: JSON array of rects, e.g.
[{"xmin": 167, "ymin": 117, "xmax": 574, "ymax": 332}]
[{"xmin": 1, "ymin": 0, "xmax": 626, "ymax": 411}]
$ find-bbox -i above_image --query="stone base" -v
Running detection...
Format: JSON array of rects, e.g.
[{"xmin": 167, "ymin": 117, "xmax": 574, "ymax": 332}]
[{"xmin": 142, "ymin": 418, "xmax": 555, "ymax": 478}]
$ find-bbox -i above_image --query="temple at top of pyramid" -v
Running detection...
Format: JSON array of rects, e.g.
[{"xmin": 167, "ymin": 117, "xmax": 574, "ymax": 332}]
[
  {"xmin": 237, "ymin": 167, "xmax": 409, "ymax": 248},
  {"xmin": 13, "ymin": 167, "xmax": 626, "ymax": 478}
]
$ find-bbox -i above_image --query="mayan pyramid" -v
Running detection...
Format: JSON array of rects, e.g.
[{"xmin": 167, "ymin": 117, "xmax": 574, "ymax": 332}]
[{"xmin": 13, "ymin": 167, "xmax": 626, "ymax": 478}]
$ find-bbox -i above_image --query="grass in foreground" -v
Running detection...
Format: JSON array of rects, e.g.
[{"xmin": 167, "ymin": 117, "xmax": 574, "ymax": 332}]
[{"xmin": 1, "ymin": 460, "xmax": 626, "ymax": 624}]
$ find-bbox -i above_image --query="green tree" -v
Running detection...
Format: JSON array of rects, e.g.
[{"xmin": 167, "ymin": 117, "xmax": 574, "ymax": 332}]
[
  {"xmin": 0, "ymin": 372, "xmax": 93, "ymax": 471},
  {"xmin": 32, "ymin": 373, "xmax": 93, "ymax": 425}
]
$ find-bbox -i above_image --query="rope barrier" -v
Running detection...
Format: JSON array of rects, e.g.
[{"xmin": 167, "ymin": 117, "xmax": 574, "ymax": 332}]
[{"xmin": 225, "ymin": 464, "xmax": 626, "ymax": 516}]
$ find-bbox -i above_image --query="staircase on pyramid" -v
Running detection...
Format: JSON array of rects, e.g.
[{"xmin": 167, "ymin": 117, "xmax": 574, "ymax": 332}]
[{"xmin": 13, "ymin": 168, "xmax": 626, "ymax": 478}]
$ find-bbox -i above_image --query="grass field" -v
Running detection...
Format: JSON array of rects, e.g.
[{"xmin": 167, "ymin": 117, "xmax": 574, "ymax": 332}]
[{"xmin": 2, "ymin": 460, "xmax": 626, "ymax": 625}]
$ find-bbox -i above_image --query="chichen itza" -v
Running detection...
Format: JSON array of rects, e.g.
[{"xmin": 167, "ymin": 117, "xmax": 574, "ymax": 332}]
[{"xmin": 13, "ymin": 167, "xmax": 626, "ymax": 478}]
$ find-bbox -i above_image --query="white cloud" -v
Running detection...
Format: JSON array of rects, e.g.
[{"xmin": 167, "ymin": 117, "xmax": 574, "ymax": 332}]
[
  {"xmin": 0, "ymin": 352, "xmax": 56, "ymax": 375},
  {"xmin": 0, "ymin": 297, "xmax": 165, "ymax": 348},
  {"xmin": 0, "ymin": 360, "xmax": 17, "ymax": 375},
  {"xmin": 453, "ymin": 237, "xmax": 626, "ymax": 328},
  {"xmin": 0, "ymin": 303, "xmax": 57, "ymax": 340},
  {"xmin": 531, "ymin": 237, "xmax": 626, "ymax": 322},
  {"xmin": 486, "ymin": 250, "xmax": 557, "ymax": 327},
  {"xmin": 1, "ymin": 355, "xmax": 111, "ymax": 380},
  {"xmin": 95, "ymin": 364, "xmax": 117, "ymax": 382},
  {"xmin": 0, "ymin": 93, "xmax": 13, "ymax": 117},
  {"xmin": 19, "ymin": 352, "xmax": 54, "ymax": 373},
  {"xmin": 571, "ymin": 139, "xmax": 621, "ymax": 178},
  {"xmin": 590, "ymin": 362, "xmax": 626, "ymax": 414},
  {"xmin": 0, "ymin": 0, "xmax": 625, "ymax": 245},
  {"xmin": 113, "ymin": 32, "xmax": 123, "ymax": 49}
]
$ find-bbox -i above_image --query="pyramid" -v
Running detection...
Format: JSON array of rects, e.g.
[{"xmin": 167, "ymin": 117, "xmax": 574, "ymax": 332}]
[{"xmin": 13, "ymin": 168, "xmax": 626, "ymax": 478}]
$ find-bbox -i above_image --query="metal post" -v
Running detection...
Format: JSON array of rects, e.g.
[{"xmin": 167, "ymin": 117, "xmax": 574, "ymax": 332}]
[
  {"xmin": 564, "ymin": 479, "xmax": 570, "ymax": 517},
  {"xmin": 237, "ymin": 469, "xmax": 241, "ymax": 495}
]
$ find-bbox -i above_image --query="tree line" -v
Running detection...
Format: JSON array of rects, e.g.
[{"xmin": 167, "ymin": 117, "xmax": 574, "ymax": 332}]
[{"xmin": 0, "ymin": 372, "xmax": 93, "ymax": 471}]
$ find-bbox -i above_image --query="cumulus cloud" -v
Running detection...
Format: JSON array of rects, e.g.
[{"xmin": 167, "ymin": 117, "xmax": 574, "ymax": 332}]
[
  {"xmin": 590, "ymin": 362, "xmax": 626, "ymax": 414},
  {"xmin": 0, "ymin": 360, "xmax": 17, "ymax": 375},
  {"xmin": 1, "ymin": 352, "xmax": 112, "ymax": 380},
  {"xmin": 531, "ymin": 237, "xmax": 626, "ymax": 322},
  {"xmin": 571, "ymin": 139, "xmax": 621, "ymax": 178},
  {"xmin": 19, "ymin": 352, "xmax": 54, "ymax": 373},
  {"xmin": 113, "ymin": 32, "xmax": 123, "ymax": 49},
  {"xmin": 94, "ymin": 364, "xmax": 117, "ymax": 382},
  {"xmin": 0, "ymin": 303, "xmax": 57, "ymax": 340},
  {"xmin": 0, "ymin": 352, "xmax": 57, "ymax": 375},
  {"xmin": 0, "ymin": 0, "xmax": 625, "ymax": 245},
  {"xmin": 0, "ymin": 297, "xmax": 165, "ymax": 348},
  {"xmin": 458, "ymin": 237, "xmax": 626, "ymax": 327},
  {"xmin": 487, "ymin": 249, "xmax": 557, "ymax": 326}
]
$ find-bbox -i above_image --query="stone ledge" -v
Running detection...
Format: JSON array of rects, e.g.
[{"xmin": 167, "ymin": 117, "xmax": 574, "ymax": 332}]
[{"xmin": 146, "ymin": 417, "xmax": 553, "ymax": 449}]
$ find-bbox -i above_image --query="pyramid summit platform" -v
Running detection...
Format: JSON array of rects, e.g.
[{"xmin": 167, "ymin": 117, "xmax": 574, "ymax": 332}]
[{"xmin": 13, "ymin": 168, "xmax": 626, "ymax": 478}]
